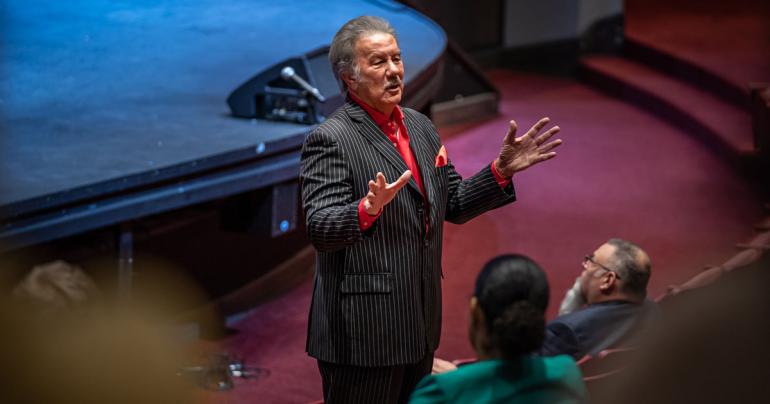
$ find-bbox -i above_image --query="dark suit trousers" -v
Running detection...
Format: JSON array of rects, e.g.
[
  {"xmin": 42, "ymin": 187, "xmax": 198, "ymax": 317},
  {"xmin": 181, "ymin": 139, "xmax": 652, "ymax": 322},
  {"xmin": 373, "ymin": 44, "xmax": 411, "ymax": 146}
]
[{"xmin": 317, "ymin": 352, "xmax": 434, "ymax": 404}]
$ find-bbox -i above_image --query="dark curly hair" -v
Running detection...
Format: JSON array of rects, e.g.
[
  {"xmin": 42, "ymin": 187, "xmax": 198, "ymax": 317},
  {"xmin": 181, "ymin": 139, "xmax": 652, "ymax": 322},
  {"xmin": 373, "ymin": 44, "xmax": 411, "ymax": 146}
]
[{"xmin": 474, "ymin": 254, "xmax": 550, "ymax": 360}]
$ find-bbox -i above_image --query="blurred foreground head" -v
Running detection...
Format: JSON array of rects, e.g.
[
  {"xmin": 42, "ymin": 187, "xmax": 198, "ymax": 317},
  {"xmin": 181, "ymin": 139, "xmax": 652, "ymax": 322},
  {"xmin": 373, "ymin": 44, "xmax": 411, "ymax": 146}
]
[
  {"xmin": 0, "ymin": 258, "xmax": 214, "ymax": 403},
  {"xmin": 470, "ymin": 254, "xmax": 550, "ymax": 360},
  {"xmin": 593, "ymin": 257, "xmax": 770, "ymax": 403}
]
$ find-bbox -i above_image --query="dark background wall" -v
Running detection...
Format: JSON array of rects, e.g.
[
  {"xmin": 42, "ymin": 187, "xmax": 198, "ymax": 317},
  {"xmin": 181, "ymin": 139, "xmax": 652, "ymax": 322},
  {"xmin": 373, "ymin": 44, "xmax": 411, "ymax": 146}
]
[
  {"xmin": 406, "ymin": 0, "xmax": 624, "ymax": 70},
  {"xmin": 407, "ymin": 0, "xmax": 503, "ymax": 52}
]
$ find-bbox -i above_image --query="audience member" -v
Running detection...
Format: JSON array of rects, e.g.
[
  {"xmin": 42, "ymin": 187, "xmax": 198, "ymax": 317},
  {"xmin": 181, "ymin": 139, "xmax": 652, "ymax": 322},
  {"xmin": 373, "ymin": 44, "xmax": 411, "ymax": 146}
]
[
  {"xmin": 410, "ymin": 255, "xmax": 587, "ymax": 403},
  {"xmin": 541, "ymin": 238, "xmax": 656, "ymax": 359}
]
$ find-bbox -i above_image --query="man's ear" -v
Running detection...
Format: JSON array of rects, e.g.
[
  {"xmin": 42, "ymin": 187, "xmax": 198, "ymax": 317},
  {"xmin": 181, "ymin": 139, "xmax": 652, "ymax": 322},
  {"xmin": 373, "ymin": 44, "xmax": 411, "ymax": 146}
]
[
  {"xmin": 341, "ymin": 70, "xmax": 357, "ymax": 92},
  {"xmin": 599, "ymin": 272, "xmax": 617, "ymax": 293}
]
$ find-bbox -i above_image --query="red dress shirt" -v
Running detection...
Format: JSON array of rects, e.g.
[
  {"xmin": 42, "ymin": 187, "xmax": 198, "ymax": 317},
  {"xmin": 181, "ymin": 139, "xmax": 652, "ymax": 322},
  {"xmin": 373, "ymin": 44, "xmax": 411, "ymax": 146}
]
[{"xmin": 349, "ymin": 92, "xmax": 510, "ymax": 231}]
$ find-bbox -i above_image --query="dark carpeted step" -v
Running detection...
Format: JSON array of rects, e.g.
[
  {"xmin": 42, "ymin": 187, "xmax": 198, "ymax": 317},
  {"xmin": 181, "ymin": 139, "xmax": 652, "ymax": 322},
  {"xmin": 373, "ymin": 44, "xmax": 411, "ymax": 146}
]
[
  {"xmin": 623, "ymin": 0, "xmax": 770, "ymax": 113},
  {"xmin": 623, "ymin": 35, "xmax": 751, "ymax": 112},
  {"xmin": 579, "ymin": 55, "xmax": 756, "ymax": 163}
]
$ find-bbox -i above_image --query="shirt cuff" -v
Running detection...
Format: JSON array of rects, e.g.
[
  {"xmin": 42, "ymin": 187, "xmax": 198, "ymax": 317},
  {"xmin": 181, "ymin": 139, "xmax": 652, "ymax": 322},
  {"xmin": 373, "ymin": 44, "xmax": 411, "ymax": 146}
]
[
  {"xmin": 358, "ymin": 198, "xmax": 382, "ymax": 231},
  {"xmin": 490, "ymin": 161, "xmax": 511, "ymax": 188}
]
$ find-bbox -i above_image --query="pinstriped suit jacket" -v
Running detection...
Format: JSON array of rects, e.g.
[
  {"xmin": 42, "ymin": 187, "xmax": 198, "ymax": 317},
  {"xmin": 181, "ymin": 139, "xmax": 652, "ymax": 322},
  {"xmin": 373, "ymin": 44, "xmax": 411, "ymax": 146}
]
[{"xmin": 300, "ymin": 100, "xmax": 516, "ymax": 367}]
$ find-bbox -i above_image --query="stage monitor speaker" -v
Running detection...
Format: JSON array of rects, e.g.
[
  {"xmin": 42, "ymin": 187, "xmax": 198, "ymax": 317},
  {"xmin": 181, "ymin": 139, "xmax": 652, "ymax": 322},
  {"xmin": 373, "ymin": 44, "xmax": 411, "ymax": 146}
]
[
  {"xmin": 220, "ymin": 182, "xmax": 298, "ymax": 238},
  {"xmin": 227, "ymin": 47, "xmax": 343, "ymax": 124}
]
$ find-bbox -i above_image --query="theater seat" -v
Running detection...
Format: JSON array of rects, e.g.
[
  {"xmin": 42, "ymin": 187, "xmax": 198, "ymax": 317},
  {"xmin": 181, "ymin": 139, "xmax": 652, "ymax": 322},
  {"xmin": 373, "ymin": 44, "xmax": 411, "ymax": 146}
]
[{"xmin": 577, "ymin": 346, "xmax": 638, "ymax": 397}]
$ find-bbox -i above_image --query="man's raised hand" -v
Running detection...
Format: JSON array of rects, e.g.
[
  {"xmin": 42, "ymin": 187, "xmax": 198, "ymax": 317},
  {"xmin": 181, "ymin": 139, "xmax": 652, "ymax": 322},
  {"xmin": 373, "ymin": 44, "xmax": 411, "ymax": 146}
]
[
  {"xmin": 363, "ymin": 170, "xmax": 412, "ymax": 215},
  {"xmin": 494, "ymin": 117, "xmax": 562, "ymax": 178}
]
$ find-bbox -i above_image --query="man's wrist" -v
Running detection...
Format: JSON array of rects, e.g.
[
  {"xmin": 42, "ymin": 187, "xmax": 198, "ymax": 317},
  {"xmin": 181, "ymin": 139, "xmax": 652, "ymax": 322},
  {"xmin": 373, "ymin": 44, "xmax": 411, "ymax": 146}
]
[
  {"xmin": 490, "ymin": 161, "xmax": 512, "ymax": 189},
  {"xmin": 492, "ymin": 159, "xmax": 512, "ymax": 178},
  {"xmin": 363, "ymin": 199, "xmax": 381, "ymax": 216},
  {"xmin": 358, "ymin": 199, "xmax": 382, "ymax": 230}
]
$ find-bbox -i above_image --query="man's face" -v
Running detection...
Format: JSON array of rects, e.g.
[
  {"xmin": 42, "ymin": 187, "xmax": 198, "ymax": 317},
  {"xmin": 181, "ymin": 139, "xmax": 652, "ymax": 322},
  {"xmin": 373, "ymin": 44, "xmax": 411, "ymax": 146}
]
[
  {"xmin": 579, "ymin": 243, "xmax": 617, "ymax": 303},
  {"xmin": 345, "ymin": 32, "xmax": 404, "ymax": 114}
]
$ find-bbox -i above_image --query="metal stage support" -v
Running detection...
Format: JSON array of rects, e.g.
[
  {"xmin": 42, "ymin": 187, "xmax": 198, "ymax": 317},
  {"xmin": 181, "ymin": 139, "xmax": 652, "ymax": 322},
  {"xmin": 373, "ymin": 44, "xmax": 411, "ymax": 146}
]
[{"xmin": 117, "ymin": 224, "xmax": 134, "ymax": 301}]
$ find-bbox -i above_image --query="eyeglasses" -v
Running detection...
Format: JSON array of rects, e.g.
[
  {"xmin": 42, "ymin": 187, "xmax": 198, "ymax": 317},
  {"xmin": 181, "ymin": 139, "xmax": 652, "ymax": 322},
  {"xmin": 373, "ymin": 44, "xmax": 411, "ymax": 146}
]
[{"xmin": 583, "ymin": 254, "xmax": 622, "ymax": 279}]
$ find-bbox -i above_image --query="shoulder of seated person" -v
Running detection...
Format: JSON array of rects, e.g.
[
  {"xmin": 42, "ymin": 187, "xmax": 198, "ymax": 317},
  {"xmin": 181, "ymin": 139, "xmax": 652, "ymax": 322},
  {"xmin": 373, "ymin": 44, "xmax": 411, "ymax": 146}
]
[{"xmin": 537, "ymin": 355, "xmax": 584, "ymax": 381}]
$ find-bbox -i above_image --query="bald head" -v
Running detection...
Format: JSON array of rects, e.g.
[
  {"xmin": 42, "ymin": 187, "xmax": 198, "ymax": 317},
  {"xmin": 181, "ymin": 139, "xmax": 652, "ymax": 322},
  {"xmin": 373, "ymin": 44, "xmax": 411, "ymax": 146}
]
[
  {"xmin": 605, "ymin": 238, "xmax": 651, "ymax": 299},
  {"xmin": 580, "ymin": 238, "xmax": 651, "ymax": 305}
]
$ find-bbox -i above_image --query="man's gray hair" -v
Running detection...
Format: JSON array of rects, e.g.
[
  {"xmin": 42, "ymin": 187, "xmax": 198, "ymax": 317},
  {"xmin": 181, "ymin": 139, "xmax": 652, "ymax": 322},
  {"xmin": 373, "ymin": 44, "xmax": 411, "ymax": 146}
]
[
  {"xmin": 606, "ymin": 238, "xmax": 651, "ymax": 298},
  {"xmin": 328, "ymin": 16, "xmax": 397, "ymax": 93}
]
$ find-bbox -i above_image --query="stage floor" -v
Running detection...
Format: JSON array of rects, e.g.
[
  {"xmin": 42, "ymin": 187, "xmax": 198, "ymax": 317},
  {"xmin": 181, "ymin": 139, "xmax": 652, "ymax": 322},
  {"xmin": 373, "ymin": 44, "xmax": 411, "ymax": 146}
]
[{"xmin": 1, "ymin": 0, "xmax": 446, "ymax": 215}]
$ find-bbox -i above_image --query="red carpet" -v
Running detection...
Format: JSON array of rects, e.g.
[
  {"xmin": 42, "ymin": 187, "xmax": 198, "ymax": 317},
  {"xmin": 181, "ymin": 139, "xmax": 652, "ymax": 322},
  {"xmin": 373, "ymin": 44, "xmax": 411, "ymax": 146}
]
[
  {"xmin": 197, "ymin": 70, "xmax": 764, "ymax": 403},
  {"xmin": 579, "ymin": 55, "xmax": 754, "ymax": 156},
  {"xmin": 625, "ymin": 0, "xmax": 770, "ymax": 91}
]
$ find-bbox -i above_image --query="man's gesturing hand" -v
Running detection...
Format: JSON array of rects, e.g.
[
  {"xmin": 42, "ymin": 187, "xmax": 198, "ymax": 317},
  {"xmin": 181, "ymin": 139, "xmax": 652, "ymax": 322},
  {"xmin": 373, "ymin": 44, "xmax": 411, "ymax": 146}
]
[
  {"xmin": 494, "ymin": 117, "xmax": 562, "ymax": 178},
  {"xmin": 363, "ymin": 170, "xmax": 412, "ymax": 215}
]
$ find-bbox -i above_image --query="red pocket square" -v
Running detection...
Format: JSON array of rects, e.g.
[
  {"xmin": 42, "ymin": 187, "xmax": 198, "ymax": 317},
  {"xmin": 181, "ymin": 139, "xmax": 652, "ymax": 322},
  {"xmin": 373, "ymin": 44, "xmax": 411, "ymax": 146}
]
[{"xmin": 435, "ymin": 145, "xmax": 448, "ymax": 167}]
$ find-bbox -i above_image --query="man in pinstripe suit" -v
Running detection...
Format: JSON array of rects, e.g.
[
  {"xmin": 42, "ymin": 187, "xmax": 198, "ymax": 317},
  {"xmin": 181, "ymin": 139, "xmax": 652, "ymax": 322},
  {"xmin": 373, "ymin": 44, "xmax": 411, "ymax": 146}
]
[{"xmin": 300, "ymin": 16, "xmax": 562, "ymax": 403}]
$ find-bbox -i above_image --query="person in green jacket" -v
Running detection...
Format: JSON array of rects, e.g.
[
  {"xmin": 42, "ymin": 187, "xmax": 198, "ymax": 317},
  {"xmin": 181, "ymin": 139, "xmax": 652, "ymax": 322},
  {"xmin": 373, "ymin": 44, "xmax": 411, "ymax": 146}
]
[{"xmin": 410, "ymin": 254, "xmax": 587, "ymax": 404}]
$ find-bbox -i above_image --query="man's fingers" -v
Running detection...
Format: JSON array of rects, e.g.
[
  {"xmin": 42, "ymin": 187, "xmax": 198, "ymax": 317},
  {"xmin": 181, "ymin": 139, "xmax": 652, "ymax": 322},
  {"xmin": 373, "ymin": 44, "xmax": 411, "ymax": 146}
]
[
  {"xmin": 536, "ymin": 152, "xmax": 557, "ymax": 163},
  {"xmin": 388, "ymin": 170, "xmax": 412, "ymax": 192},
  {"xmin": 502, "ymin": 120, "xmax": 518, "ymax": 143},
  {"xmin": 526, "ymin": 117, "xmax": 551, "ymax": 138},
  {"xmin": 539, "ymin": 138, "xmax": 562, "ymax": 153},
  {"xmin": 369, "ymin": 170, "xmax": 411, "ymax": 199},
  {"xmin": 535, "ymin": 125, "xmax": 560, "ymax": 145},
  {"xmin": 376, "ymin": 172, "xmax": 386, "ymax": 188}
]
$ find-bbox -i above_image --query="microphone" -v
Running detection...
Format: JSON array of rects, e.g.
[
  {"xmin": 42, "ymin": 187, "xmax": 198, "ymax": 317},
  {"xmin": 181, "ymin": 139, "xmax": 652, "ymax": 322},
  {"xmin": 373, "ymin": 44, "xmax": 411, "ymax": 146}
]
[{"xmin": 280, "ymin": 66, "xmax": 326, "ymax": 102}]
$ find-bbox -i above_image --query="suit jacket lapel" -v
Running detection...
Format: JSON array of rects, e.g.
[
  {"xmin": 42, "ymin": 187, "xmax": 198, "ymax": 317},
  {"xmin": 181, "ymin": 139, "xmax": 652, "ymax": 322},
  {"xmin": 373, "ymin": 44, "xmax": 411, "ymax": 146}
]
[
  {"xmin": 403, "ymin": 110, "xmax": 439, "ymax": 225},
  {"xmin": 345, "ymin": 101, "xmax": 422, "ymax": 195}
]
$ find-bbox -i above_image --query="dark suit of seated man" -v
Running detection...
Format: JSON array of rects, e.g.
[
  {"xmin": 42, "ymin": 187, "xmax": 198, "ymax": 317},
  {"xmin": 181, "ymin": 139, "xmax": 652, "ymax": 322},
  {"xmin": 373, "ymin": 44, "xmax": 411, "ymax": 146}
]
[{"xmin": 540, "ymin": 238, "xmax": 656, "ymax": 360}]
